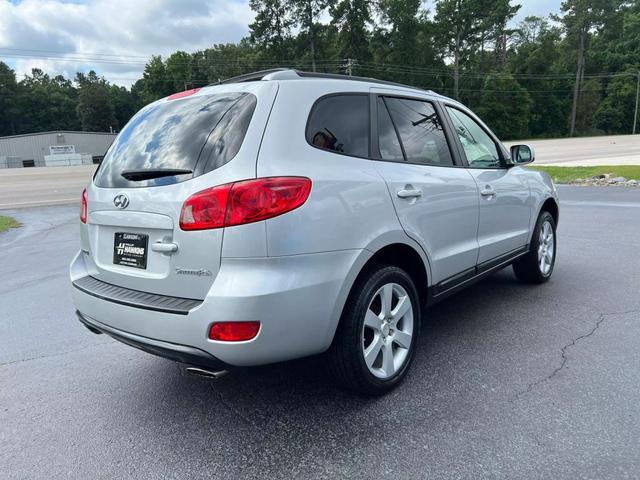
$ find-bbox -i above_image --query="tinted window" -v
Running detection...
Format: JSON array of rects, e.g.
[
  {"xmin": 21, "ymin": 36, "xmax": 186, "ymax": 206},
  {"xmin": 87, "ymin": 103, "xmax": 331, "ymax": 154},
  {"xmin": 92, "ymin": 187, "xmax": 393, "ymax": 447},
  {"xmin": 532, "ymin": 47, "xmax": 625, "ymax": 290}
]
[
  {"xmin": 446, "ymin": 107, "xmax": 501, "ymax": 168},
  {"xmin": 306, "ymin": 95, "xmax": 369, "ymax": 157},
  {"xmin": 95, "ymin": 92, "xmax": 256, "ymax": 188},
  {"xmin": 377, "ymin": 97, "xmax": 403, "ymax": 162},
  {"xmin": 384, "ymin": 97, "xmax": 453, "ymax": 166}
]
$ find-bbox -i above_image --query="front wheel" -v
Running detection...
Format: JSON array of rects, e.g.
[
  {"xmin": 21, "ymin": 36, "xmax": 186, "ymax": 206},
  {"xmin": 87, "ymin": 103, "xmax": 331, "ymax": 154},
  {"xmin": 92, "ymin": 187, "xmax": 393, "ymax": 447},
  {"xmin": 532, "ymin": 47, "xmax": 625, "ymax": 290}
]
[
  {"xmin": 328, "ymin": 265, "xmax": 421, "ymax": 396},
  {"xmin": 513, "ymin": 210, "xmax": 557, "ymax": 284}
]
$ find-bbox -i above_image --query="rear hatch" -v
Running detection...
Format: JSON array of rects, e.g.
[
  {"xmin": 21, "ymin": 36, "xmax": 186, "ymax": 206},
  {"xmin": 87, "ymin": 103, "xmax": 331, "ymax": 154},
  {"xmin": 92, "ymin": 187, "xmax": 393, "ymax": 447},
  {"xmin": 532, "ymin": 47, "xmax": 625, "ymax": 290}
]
[{"xmin": 81, "ymin": 82, "xmax": 277, "ymax": 300}]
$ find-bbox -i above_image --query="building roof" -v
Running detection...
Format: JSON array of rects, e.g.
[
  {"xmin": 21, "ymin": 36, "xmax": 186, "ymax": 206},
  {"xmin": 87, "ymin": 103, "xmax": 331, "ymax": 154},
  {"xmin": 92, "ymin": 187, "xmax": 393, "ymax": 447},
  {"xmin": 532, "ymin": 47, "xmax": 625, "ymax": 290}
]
[{"xmin": 0, "ymin": 131, "xmax": 117, "ymax": 141}]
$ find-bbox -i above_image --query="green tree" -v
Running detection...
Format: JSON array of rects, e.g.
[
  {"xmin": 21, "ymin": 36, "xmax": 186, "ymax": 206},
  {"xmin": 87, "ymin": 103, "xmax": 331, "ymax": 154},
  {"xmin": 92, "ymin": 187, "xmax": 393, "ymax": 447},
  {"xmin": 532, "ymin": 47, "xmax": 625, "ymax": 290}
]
[
  {"xmin": 108, "ymin": 85, "xmax": 136, "ymax": 131},
  {"xmin": 286, "ymin": 0, "xmax": 331, "ymax": 71},
  {"xmin": 0, "ymin": 62, "xmax": 19, "ymax": 136},
  {"xmin": 557, "ymin": 0, "xmax": 623, "ymax": 135},
  {"xmin": 165, "ymin": 51, "xmax": 194, "ymax": 92},
  {"xmin": 330, "ymin": 0, "xmax": 372, "ymax": 64},
  {"xmin": 510, "ymin": 16, "xmax": 571, "ymax": 137},
  {"xmin": 136, "ymin": 55, "xmax": 173, "ymax": 104},
  {"xmin": 75, "ymin": 71, "xmax": 116, "ymax": 132},
  {"xmin": 476, "ymin": 74, "xmax": 532, "ymax": 139},
  {"xmin": 249, "ymin": 0, "xmax": 293, "ymax": 62},
  {"xmin": 594, "ymin": 74, "xmax": 637, "ymax": 133},
  {"xmin": 16, "ymin": 69, "xmax": 79, "ymax": 134}
]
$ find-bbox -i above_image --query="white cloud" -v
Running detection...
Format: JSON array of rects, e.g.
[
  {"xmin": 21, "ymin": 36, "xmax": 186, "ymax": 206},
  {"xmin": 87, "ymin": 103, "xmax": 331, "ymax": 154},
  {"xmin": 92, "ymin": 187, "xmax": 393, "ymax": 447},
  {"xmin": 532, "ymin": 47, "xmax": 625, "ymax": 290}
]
[{"xmin": 0, "ymin": 0, "xmax": 255, "ymax": 87}]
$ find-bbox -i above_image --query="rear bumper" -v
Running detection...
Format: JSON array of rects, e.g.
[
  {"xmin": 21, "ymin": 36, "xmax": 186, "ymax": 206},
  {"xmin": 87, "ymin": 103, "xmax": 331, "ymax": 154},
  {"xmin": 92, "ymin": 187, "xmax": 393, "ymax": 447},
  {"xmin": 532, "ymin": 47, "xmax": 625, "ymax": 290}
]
[
  {"xmin": 76, "ymin": 311, "xmax": 228, "ymax": 370},
  {"xmin": 70, "ymin": 248, "xmax": 370, "ymax": 367}
]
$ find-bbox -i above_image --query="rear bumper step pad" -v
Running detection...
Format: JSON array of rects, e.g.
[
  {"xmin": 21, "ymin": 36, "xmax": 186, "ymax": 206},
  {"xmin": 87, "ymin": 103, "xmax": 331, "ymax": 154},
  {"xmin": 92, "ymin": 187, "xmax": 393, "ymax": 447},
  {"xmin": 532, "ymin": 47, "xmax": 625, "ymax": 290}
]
[{"xmin": 72, "ymin": 275, "xmax": 202, "ymax": 315}]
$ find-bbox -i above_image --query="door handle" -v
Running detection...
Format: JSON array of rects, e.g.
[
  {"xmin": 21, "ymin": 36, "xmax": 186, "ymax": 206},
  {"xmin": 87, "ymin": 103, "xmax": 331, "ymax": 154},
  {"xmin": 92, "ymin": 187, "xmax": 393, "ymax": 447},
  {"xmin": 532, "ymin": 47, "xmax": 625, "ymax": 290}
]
[
  {"xmin": 480, "ymin": 186, "xmax": 496, "ymax": 197},
  {"xmin": 397, "ymin": 188, "xmax": 423, "ymax": 199},
  {"xmin": 151, "ymin": 241, "xmax": 178, "ymax": 254}
]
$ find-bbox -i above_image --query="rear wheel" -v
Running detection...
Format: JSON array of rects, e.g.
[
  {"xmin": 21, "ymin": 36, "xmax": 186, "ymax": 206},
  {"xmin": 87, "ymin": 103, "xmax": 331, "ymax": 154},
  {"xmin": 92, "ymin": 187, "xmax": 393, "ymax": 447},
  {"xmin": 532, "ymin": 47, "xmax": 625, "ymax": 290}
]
[
  {"xmin": 328, "ymin": 265, "xmax": 421, "ymax": 396},
  {"xmin": 513, "ymin": 211, "xmax": 556, "ymax": 284}
]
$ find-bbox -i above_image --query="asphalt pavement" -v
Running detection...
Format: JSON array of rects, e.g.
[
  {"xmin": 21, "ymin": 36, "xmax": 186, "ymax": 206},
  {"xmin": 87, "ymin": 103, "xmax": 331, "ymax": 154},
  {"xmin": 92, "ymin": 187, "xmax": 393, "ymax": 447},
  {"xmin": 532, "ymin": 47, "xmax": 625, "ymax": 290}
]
[
  {"xmin": 1, "ymin": 186, "xmax": 640, "ymax": 479},
  {"xmin": 0, "ymin": 164, "xmax": 96, "ymax": 210}
]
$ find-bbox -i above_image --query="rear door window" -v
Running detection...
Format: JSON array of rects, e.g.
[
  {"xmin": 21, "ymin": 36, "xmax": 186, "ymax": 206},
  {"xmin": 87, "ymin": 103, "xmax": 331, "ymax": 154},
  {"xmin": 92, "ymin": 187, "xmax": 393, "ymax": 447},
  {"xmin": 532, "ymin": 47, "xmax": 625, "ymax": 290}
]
[
  {"xmin": 94, "ymin": 92, "xmax": 256, "ymax": 188},
  {"xmin": 306, "ymin": 94, "xmax": 369, "ymax": 158},
  {"xmin": 382, "ymin": 97, "xmax": 453, "ymax": 166},
  {"xmin": 377, "ymin": 97, "xmax": 404, "ymax": 162}
]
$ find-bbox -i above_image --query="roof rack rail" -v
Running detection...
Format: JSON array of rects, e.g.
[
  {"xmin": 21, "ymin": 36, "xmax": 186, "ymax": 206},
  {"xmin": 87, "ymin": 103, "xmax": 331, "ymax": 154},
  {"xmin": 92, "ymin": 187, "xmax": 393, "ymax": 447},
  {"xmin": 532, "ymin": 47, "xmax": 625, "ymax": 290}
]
[
  {"xmin": 294, "ymin": 71, "xmax": 432, "ymax": 93},
  {"xmin": 211, "ymin": 68, "xmax": 433, "ymax": 94},
  {"xmin": 211, "ymin": 68, "xmax": 291, "ymax": 86}
]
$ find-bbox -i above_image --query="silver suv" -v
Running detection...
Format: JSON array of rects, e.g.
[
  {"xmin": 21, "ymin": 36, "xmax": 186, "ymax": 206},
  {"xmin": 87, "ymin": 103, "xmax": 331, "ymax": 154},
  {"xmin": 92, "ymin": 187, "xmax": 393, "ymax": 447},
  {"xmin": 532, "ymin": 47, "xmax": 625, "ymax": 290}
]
[{"xmin": 71, "ymin": 69, "xmax": 559, "ymax": 395}]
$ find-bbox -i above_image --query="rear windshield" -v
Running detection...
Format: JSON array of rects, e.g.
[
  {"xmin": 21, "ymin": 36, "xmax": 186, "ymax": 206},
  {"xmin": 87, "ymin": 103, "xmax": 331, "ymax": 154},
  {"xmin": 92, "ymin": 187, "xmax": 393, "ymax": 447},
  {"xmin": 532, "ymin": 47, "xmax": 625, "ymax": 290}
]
[{"xmin": 94, "ymin": 92, "xmax": 257, "ymax": 188}]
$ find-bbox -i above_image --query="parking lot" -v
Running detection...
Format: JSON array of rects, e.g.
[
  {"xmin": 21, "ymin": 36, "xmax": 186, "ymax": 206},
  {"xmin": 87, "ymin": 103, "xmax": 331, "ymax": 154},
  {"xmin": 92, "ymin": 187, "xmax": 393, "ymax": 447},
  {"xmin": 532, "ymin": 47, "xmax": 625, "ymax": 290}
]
[{"xmin": 0, "ymin": 185, "xmax": 639, "ymax": 479}]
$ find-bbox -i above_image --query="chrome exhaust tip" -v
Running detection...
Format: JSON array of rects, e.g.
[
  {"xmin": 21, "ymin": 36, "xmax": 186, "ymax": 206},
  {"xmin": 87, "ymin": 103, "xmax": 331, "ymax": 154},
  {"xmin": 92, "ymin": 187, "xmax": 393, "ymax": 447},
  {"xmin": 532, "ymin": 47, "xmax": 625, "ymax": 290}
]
[{"xmin": 186, "ymin": 367, "xmax": 229, "ymax": 379}]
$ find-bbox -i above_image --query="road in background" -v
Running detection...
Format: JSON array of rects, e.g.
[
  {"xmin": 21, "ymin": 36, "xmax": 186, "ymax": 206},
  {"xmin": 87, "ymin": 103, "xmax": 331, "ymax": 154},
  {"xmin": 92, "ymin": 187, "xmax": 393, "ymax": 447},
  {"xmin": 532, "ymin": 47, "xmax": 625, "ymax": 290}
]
[
  {"xmin": 1, "ymin": 186, "xmax": 639, "ymax": 479},
  {"xmin": 0, "ymin": 134, "xmax": 639, "ymax": 210},
  {"xmin": 506, "ymin": 134, "xmax": 640, "ymax": 166},
  {"xmin": 0, "ymin": 164, "xmax": 95, "ymax": 210}
]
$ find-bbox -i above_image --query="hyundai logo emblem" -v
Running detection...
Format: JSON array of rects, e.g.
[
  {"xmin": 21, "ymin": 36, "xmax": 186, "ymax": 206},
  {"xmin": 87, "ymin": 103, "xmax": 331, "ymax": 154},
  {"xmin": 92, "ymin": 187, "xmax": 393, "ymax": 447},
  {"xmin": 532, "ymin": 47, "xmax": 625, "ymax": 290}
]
[{"xmin": 113, "ymin": 194, "xmax": 130, "ymax": 209}]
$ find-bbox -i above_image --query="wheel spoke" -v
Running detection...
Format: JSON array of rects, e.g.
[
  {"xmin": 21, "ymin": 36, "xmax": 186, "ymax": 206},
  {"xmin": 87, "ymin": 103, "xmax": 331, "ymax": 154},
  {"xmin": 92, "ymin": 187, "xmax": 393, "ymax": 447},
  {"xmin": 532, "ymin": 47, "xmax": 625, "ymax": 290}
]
[
  {"xmin": 364, "ymin": 335, "xmax": 383, "ymax": 368},
  {"xmin": 364, "ymin": 309, "xmax": 382, "ymax": 330},
  {"xmin": 393, "ymin": 330, "xmax": 412, "ymax": 349},
  {"xmin": 381, "ymin": 342, "xmax": 395, "ymax": 376},
  {"xmin": 380, "ymin": 284, "xmax": 393, "ymax": 317},
  {"xmin": 391, "ymin": 295, "xmax": 410, "ymax": 323}
]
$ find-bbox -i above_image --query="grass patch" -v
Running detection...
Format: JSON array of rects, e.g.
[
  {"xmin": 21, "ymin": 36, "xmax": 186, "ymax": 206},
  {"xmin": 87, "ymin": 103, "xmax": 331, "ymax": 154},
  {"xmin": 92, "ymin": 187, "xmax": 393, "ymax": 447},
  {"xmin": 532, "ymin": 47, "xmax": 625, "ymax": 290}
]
[
  {"xmin": 0, "ymin": 215, "xmax": 20, "ymax": 233},
  {"xmin": 527, "ymin": 165, "xmax": 640, "ymax": 184}
]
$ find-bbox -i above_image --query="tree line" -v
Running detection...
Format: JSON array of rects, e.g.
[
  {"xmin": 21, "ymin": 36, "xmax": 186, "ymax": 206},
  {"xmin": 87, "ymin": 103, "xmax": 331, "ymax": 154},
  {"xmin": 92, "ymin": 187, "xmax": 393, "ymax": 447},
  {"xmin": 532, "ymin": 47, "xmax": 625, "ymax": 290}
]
[{"xmin": 1, "ymin": 0, "xmax": 639, "ymax": 141}]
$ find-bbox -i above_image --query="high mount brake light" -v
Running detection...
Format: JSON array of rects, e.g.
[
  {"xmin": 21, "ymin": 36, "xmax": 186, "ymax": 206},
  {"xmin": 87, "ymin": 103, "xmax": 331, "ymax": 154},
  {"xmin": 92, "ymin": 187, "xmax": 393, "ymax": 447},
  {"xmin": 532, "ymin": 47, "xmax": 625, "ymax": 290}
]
[
  {"xmin": 167, "ymin": 88, "xmax": 201, "ymax": 101},
  {"xmin": 180, "ymin": 177, "xmax": 312, "ymax": 231}
]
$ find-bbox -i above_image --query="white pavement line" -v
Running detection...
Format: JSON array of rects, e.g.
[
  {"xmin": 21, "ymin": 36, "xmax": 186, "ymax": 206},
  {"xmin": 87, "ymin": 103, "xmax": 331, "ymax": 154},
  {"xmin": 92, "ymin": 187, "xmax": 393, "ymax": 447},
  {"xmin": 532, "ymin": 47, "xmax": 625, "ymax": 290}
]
[
  {"xmin": 562, "ymin": 200, "xmax": 640, "ymax": 208},
  {"xmin": 0, "ymin": 198, "xmax": 77, "ymax": 210}
]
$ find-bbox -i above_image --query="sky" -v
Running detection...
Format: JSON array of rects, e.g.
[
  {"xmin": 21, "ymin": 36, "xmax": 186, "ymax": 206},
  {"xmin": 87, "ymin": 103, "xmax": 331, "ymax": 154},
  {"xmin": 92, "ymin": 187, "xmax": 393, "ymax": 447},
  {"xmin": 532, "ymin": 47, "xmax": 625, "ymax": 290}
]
[{"xmin": 0, "ymin": 0, "xmax": 563, "ymax": 88}]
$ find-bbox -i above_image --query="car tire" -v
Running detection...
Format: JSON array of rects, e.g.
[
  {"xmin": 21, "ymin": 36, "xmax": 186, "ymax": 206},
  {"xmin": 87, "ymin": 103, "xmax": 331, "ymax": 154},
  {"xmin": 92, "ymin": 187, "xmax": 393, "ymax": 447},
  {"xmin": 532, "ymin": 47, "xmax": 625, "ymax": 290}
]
[
  {"xmin": 328, "ymin": 264, "xmax": 421, "ymax": 396},
  {"xmin": 513, "ymin": 210, "xmax": 557, "ymax": 284}
]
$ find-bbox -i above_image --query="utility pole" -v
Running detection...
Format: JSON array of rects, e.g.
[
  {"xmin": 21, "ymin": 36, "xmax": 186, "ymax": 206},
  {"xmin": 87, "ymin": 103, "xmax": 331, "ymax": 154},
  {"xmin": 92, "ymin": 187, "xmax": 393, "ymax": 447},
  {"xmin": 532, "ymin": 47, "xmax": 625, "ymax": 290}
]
[
  {"xmin": 633, "ymin": 71, "xmax": 640, "ymax": 135},
  {"xmin": 569, "ymin": 28, "xmax": 586, "ymax": 137},
  {"xmin": 343, "ymin": 58, "xmax": 357, "ymax": 76}
]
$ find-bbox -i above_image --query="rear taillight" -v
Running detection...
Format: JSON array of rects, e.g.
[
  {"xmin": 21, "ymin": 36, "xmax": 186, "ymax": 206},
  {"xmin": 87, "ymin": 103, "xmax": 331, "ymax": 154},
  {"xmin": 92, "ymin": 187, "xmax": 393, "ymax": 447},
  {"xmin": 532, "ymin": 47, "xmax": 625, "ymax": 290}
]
[
  {"xmin": 209, "ymin": 321, "xmax": 261, "ymax": 342},
  {"xmin": 80, "ymin": 188, "xmax": 88, "ymax": 223},
  {"xmin": 180, "ymin": 177, "xmax": 311, "ymax": 231}
]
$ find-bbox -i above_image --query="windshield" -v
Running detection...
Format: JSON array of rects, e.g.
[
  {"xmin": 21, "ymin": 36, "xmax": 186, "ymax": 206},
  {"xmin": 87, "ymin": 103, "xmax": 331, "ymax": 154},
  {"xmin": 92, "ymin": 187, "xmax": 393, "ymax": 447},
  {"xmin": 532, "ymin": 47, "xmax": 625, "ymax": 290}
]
[{"xmin": 94, "ymin": 92, "xmax": 257, "ymax": 188}]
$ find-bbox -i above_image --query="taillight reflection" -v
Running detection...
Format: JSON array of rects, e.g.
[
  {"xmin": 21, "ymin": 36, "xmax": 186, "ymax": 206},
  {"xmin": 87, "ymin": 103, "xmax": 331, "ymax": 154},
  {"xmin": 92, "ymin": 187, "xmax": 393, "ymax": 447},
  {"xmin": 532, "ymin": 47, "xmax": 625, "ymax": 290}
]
[{"xmin": 80, "ymin": 188, "xmax": 88, "ymax": 224}]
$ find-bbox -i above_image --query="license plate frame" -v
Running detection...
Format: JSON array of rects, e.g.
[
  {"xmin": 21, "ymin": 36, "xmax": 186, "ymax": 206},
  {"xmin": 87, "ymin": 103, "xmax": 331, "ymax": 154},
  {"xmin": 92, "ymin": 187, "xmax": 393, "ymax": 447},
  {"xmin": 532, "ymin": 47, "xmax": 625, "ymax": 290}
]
[{"xmin": 113, "ymin": 232, "xmax": 149, "ymax": 270}]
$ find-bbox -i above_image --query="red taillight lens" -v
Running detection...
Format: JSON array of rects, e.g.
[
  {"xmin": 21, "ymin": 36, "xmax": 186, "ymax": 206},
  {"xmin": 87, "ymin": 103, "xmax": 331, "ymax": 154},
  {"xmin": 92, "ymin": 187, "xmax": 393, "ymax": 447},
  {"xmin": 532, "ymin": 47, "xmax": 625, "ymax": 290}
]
[
  {"xmin": 226, "ymin": 177, "xmax": 312, "ymax": 226},
  {"xmin": 180, "ymin": 177, "xmax": 311, "ymax": 231},
  {"xmin": 80, "ymin": 188, "xmax": 88, "ymax": 223},
  {"xmin": 209, "ymin": 321, "xmax": 260, "ymax": 342},
  {"xmin": 180, "ymin": 184, "xmax": 231, "ymax": 230}
]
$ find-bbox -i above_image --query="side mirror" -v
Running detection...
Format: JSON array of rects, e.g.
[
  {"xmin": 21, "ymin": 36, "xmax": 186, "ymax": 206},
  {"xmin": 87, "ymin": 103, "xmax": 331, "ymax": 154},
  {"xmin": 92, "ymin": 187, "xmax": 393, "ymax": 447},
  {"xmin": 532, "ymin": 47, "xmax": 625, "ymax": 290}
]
[{"xmin": 510, "ymin": 144, "xmax": 535, "ymax": 165}]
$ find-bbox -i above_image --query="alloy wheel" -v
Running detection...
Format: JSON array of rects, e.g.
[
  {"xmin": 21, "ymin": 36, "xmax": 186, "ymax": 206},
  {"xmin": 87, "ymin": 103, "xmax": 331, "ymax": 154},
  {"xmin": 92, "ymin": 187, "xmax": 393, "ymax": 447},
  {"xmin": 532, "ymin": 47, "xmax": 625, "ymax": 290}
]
[
  {"xmin": 361, "ymin": 283, "xmax": 414, "ymax": 379},
  {"xmin": 538, "ymin": 220, "xmax": 555, "ymax": 275}
]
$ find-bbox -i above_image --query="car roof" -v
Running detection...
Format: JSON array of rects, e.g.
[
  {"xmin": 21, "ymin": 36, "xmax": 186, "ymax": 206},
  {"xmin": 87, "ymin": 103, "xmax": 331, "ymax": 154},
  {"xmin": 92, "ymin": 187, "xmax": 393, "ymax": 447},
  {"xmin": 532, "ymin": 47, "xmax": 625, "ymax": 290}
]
[{"xmin": 207, "ymin": 69, "xmax": 456, "ymax": 104}]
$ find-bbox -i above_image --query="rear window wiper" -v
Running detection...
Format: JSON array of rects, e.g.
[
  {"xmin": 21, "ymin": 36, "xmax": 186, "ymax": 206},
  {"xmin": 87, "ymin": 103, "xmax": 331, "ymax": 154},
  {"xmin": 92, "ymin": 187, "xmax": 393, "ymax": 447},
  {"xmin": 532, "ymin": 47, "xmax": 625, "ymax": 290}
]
[{"xmin": 121, "ymin": 169, "xmax": 193, "ymax": 181}]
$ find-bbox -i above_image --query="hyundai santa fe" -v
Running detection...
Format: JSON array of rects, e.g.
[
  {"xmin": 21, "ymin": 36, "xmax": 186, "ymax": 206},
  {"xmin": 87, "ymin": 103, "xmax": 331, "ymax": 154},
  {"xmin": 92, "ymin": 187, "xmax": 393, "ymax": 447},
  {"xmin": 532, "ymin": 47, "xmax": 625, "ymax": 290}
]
[{"xmin": 71, "ymin": 69, "xmax": 559, "ymax": 395}]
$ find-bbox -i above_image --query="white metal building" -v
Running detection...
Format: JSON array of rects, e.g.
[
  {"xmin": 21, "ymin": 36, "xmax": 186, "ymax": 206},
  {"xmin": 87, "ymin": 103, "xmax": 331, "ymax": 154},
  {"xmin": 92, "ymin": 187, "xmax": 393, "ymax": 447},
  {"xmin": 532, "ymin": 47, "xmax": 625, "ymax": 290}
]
[{"xmin": 0, "ymin": 131, "xmax": 117, "ymax": 168}]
